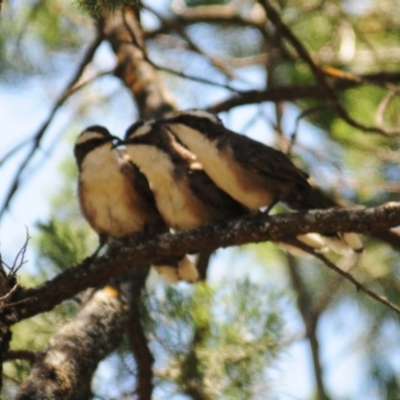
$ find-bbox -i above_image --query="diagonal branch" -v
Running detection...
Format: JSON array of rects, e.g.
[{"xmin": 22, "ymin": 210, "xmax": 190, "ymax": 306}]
[
  {"xmin": 209, "ymin": 71, "xmax": 400, "ymax": 113},
  {"xmin": 144, "ymin": 5, "xmax": 236, "ymax": 81},
  {"xmin": 4, "ymin": 350, "xmax": 36, "ymax": 364},
  {"xmin": 284, "ymin": 237, "xmax": 400, "ymax": 315},
  {"xmin": 15, "ymin": 284, "xmax": 129, "ymax": 400},
  {"xmin": 121, "ymin": 10, "xmax": 238, "ymax": 93},
  {"xmin": 6, "ymin": 202, "xmax": 400, "ymax": 322},
  {"xmin": 286, "ymin": 255, "xmax": 331, "ymax": 400},
  {"xmin": 0, "ymin": 34, "xmax": 103, "ymax": 221},
  {"xmin": 258, "ymin": 0, "xmax": 399, "ymax": 136}
]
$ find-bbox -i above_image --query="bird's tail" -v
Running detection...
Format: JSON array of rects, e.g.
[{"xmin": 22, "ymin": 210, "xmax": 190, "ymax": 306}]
[
  {"xmin": 285, "ymin": 185, "xmax": 364, "ymax": 256},
  {"xmin": 154, "ymin": 255, "xmax": 199, "ymax": 284},
  {"xmin": 277, "ymin": 233, "xmax": 328, "ymax": 258},
  {"xmin": 322, "ymin": 233, "xmax": 363, "ymax": 255}
]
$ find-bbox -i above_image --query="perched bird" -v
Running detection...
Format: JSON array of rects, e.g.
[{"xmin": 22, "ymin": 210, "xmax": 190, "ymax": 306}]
[
  {"xmin": 119, "ymin": 121, "xmax": 249, "ymax": 231},
  {"xmin": 74, "ymin": 125, "xmax": 198, "ymax": 283},
  {"xmin": 118, "ymin": 121, "xmax": 326, "ymax": 258},
  {"xmin": 156, "ymin": 110, "xmax": 363, "ymax": 255}
]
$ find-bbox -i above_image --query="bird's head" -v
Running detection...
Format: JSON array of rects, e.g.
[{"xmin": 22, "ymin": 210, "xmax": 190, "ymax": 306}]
[
  {"xmin": 158, "ymin": 109, "xmax": 222, "ymax": 129},
  {"xmin": 120, "ymin": 120, "xmax": 176, "ymax": 150},
  {"xmin": 74, "ymin": 125, "xmax": 119, "ymax": 167},
  {"xmin": 155, "ymin": 109, "xmax": 224, "ymax": 142},
  {"xmin": 121, "ymin": 120, "xmax": 196, "ymax": 164}
]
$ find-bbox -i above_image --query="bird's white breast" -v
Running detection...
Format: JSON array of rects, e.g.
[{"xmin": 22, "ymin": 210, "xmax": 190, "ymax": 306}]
[
  {"xmin": 170, "ymin": 124, "xmax": 267, "ymax": 211},
  {"xmin": 80, "ymin": 145, "xmax": 145, "ymax": 236},
  {"xmin": 126, "ymin": 145, "xmax": 202, "ymax": 230}
]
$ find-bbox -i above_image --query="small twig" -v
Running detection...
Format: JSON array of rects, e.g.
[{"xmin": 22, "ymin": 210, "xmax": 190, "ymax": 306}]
[
  {"xmin": 1, "ymin": 229, "xmax": 30, "ymax": 280},
  {"xmin": 1, "ymin": 297, "xmax": 33, "ymax": 310},
  {"xmin": 239, "ymin": 107, "xmax": 262, "ymax": 134},
  {"xmin": 0, "ymin": 283, "xmax": 19, "ymax": 304},
  {"xmin": 5, "ymin": 350, "xmax": 36, "ymax": 364},
  {"xmin": 288, "ymin": 105, "xmax": 329, "ymax": 154},
  {"xmin": 0, "ymin": 136, "xmax": 33, "ymax": 167},
  {"xmin": 3, "ymin": 372, "xmax": 23, "ymax": 385},
  {"xmin": 145, "ymin": 4, "xmax": 236, "ymax": 80},
  {"xmin": 121, "ymin": 10, "xmax": 239, "ymax": 93},
  {"xmin": 0, "ymin": 34, "xmax": 103, "ymax": 220},
  {"xmin": 375, "ymin": 88, "xmax": 400, "ymax": 133},
  {"xmin": 284, "ymin": 237, "xmax": 400, "ymax": 315},
  {"xmin": 310, "ymin": 254, "xmax": 357, "ymax": 318},
  {"xmin": 10, "ymin": 228, "xmax": 30, "ymax": 275}
]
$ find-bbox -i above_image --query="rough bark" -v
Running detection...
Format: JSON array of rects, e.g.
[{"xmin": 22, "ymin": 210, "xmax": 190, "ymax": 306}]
[
  {"xmin": 15, "ymin": 283, "xmax": 129, "ymax": 400},
  {"xmin": 209, "ymin": 72, "xmax": 400, "ymax": 113},
  {"xmin": 0, "ymin": 255, "xmax": 19, "ymax": 392},
  {"xmin": 98, "ymin": 8, "xmax": 176, "ymax": 120},
  {"xmin": 7, "ymin": 202, "xmax": 400, "ymax": 322}
]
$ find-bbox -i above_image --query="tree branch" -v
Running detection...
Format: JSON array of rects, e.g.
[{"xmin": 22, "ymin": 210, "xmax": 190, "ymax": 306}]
[
  {"xmin": 258, "ymin": 0, "xmax": 399, "ymax": 136},
  {"xmin": 4, "ymin": 350, "xmax": 36, "ymax": 364},
  {"xmin": 99, "ymin": 8, "xmax": 176, "ymax": 119},
  {"xmin": 209, "ymin": 71, "xmax": 400, "ymax": 113},
  {"xmin": 0, "ymin": 34, "xmax": 103, "ymax": 221},
  {"xmin": 15, "ymin": 285, "xmax": 129, "ymax": 400},
  {"xmin": 286, "ymin": 255, "xmax": 331, "ymax": 400},
  {"xmin": 5, "ymin": 202, "xmax": 400, "ymax": 323},
  {"xmin": 285, "ymin": 237, "xmax": 400, "ymax": 315}
]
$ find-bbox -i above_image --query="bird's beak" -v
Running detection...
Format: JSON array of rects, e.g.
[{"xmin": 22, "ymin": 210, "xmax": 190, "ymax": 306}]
[
  {"xmin": 153, "ymin": 118, "xmax": 174, "ymax": 125},
  {"xmin": 111, "ymin": 137, "xmax": 123, "ymax": 149}
]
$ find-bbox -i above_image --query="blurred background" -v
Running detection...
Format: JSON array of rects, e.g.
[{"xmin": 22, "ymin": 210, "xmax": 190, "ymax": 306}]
[{"xmin": 1, "ymin": 0, "xmax": 400, "ymax": 398}]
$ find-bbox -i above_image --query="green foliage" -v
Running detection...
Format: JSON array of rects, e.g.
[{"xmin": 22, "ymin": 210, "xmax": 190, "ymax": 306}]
[
  {"xmin": 34, "ymin": 155, "xmax": 96, "ymax": 271},
  {"xmin": 3, "ymin": 137, "xmax": 89, "ymax": 397},
  {"xmin": 0, "ymin": 0, "xmax": 92, "ymax": 82},
  {"xmin": 76, "ymin": 0, "xmax": 140, "ymax": 16},
  {"xmin": 142, "ymin": 279, "xmax": 289, "ymax": 398}
]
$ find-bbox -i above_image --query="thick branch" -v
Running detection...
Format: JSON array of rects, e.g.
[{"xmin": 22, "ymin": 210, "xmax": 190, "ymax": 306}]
[
  {"xmin": 4, "ymin": 350, "xmax": 36, "ymax": 364},
  {"xmin": 99, "ymin": 8, "xmax": 176, "ymax": 119},
  {"xmin": 16, "ymin": 286, "xmax": 128, "ymax": 400},
  {"xmin": 6, "ymin": 202, "xmax": 400, "ymax": 322},
  {"xmin": 209, "ymin": 71, "xmax": 400, "ymax": 113}
]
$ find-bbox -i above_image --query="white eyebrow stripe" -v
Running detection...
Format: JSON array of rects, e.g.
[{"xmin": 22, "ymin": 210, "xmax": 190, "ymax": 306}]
[
  {"xmin": 127, "ymin": 123, "xmax": 152, "ymax": 139},
  {"xmin": 76, "ymin": 131, "xmax": 107, "ymax": 145},
  {"xmin": 179, "ymin": 110, "xmax": 221, "ymax": 124}
]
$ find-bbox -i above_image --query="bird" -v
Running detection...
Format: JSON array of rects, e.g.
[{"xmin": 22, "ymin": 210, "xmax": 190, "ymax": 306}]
[
  {"xmin": 74, "ymin": 125, "xmax": 199, "ymax": 283},
  {"xmin": 155, "ymin": 109, "xmax": 363, "ymax": 255},
  {"xmin": 119, "ymin": 121, "xmax": 249, "ymax": 231},
  {"xmin": 118, "ymin": 121, "xmax": 326, "ymax": 258}
]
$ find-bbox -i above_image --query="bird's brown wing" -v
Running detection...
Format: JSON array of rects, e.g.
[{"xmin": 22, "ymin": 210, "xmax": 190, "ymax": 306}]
[
  {"xmin": 222, "ymin": 130, "xmax": 332, "ymax": 210},
  {"xmin": 187, "ymin": 167, "xmax": 250, "ymax": 220},
  {"xmin": 118, "ymin": 149, "xmax": 168, "ymax": 234},
  {"xmin": 225, "ymin": 130, "xmax": 310, "ymax": 185},
  {"xmin": 78, "ymin": 179, "xmax": 94, "ymax": 227}
]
